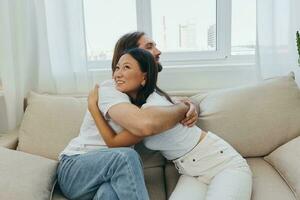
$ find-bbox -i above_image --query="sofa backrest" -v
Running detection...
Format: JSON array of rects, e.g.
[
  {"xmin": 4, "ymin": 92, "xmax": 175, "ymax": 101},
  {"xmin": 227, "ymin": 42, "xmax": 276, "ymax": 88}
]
[
  {"xmin": 17, "ymin": 73, "xmax": 300, "ymax": 160},
  {"xmin": 192, "ymin": 72, "xmax": 300, "ymax": 157},
  {"xmin": 17, "ymin": 92, "xmax": 87, "ymax": 160},
  {"xmin": 17, "ymin": 92, "xmax": 166, "ymax": 167}
]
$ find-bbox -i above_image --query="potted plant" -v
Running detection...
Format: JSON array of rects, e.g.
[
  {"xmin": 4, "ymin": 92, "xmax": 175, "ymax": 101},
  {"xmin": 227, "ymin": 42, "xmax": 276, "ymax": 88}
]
[{"xmin": 297, "ymin": 31, "xmax": 300, "ymax": 66}]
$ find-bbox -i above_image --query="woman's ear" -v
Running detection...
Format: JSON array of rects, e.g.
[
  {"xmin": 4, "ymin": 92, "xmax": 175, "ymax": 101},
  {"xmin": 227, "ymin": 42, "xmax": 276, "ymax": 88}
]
[{"xmin": 141, "ymin": 73, "xmax": 147, "ymax": 86}]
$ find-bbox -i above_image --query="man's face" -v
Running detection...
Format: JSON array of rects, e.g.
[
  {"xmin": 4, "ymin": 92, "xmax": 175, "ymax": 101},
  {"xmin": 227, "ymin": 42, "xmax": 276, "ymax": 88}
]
[{"xmin": 137, "ymin": 35, "xmax": 161, "ymax": 64}]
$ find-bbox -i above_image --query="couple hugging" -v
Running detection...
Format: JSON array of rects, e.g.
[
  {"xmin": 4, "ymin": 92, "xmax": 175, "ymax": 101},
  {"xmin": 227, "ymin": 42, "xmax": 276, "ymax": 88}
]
[{"xmin": 57, "ymin": 32, "xmax": 252, "ymax": 200}]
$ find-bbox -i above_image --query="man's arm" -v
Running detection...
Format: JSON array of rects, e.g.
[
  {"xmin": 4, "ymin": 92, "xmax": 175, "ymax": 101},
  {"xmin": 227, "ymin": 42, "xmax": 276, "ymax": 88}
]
[{"xmin": 108, "ymin": 102, "xmax": 189, "ymax": 137}]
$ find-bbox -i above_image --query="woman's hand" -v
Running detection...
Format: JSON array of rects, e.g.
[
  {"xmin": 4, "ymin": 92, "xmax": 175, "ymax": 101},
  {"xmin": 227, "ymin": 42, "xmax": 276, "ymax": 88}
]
[
  {"xmin": 88, "ymin": 84, "xmax": 100, "ymax": 111},
  {"xmin": 180, "ymin": 100, "xmax": 198, "ymax": 127}
]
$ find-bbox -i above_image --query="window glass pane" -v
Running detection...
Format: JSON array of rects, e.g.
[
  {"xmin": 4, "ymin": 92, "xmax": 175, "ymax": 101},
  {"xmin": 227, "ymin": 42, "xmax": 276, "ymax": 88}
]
[
  {"xmin": 83, "ymin": 0, "xmax": 137, "ymax": 61},
  {"xmin": 231, "ymin": 0, "xmax": 256, "ymax": 55},
  {"xmin": 151, "ymin": 0, "xmax": 216, "ymax": 52}
]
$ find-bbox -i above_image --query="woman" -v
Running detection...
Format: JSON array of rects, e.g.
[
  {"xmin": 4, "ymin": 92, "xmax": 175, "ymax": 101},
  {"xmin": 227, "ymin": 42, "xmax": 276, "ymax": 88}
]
[{"xmin": 88, "ymin": 48, "xmax": 253, "ymax": 200}]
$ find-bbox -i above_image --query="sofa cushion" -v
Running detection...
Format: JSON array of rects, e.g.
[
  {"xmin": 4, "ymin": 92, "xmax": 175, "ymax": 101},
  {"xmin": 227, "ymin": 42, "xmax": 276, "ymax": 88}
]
[
  {"xmin": 144, "ymin": 167, "xmax": 166, "ymax": 200},
  {"xmin": 17, "ymin": 92, "xmax": 87, "ymax": 160},
  {"xmin": 134, "ymin": 142, "xmax": 165, "ymax": 168},
  {"xmin": 264, "ymin": 136, "xmax": 300, "ymax": 199},
  {"xmin": 192, "ymin": 73, "xmax": 300, "ymax": 157},
  {"xmin": 0, "ymin": 129, "xmax": 19, "ymax": 149},
  {"xmin": 165, "ymin": 161, "xmax": 180, "ymax": 199},
  {"xmin": 247, "ymin": 158, "xmax": 296, "ymax": 200},
  {"xmin": 0, "ymin": 147, "xmax": 58, "ymax": 200},
  {"xmin": 52, "ymin": 184, "xmax": 68, "ymax": 200}
]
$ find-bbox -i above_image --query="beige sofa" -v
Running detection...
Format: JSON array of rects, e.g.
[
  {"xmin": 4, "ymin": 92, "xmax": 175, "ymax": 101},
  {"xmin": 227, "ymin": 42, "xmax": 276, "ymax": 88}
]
[{"xmin": 1, "ymin": 73, "xmax": 300, "ymax": 200}]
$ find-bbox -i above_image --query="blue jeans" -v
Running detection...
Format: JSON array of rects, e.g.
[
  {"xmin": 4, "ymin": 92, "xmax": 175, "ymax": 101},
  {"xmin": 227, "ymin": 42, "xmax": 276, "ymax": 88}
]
[{"xmin": 57, "ymin": 148, "xmax": 149, "ymax": 200}]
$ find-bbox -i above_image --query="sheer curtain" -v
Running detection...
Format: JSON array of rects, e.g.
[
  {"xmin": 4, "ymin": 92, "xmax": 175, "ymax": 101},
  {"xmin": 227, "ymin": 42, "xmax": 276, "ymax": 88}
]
[
  {"xmin": 0, "ymin": 0, "xmax": 91, "ymax": 130},
  {"xmin": 256, "ymin": 0, "xmax": 300, "ymax": 86},
  {"xmin": 38, "ymin": 0, "xmax": 91, "ymax": 94},
  {"xmin": 0, "ymin": 0, "xmax": 38, "ymax": 130}
]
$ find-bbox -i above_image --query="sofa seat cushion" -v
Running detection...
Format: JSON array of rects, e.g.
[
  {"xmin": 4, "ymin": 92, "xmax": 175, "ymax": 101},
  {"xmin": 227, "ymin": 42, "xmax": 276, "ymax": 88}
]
[
  {"xmin": 144, "ymin": 167, "xmax": 167, "ymax": 200},
  {"xmin": 52, "ymin": 185, "xmax": 68, "ymax": 200},
  {"xmin": 0, "ymin": 147, "xmax": 58, "ymax": 200},
  {"xmin": 247, "ymin": 158, "xmax": 296, "ymax": 200},
  {"xmin": 264, "ymin": 136, "xmax": 300, "ymax": 199},
  {"xmin": 165, "ymin": 161, "xmax": 180, "ymax": 199},
  {"xmin": 134, "ymin": 142, "xmax": 165, "ymax": 168},
  {"xmin": 0, "ymin": 129, "xmax": 19, "ymax": 149},
  {"xmin": 164, "ymin": 158, "xmax": 296, "ymax": 200},
  {"xmin": 192, "ymin": 73, "xmax": 300, "ymax": 157},
  {"xmin": 17, "ymin": 92, "xmax": 87, "ymax": 160}
]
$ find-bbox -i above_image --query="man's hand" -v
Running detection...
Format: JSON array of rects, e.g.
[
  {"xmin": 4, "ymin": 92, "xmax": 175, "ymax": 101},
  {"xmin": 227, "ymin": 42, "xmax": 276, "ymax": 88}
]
[
  {"xmin": 180, "ymin": 100, "xmax": 198, "ymax": 127},
  {"xmin": 88, "ymin": 84, "xmax": 99, "ymax": 110}
]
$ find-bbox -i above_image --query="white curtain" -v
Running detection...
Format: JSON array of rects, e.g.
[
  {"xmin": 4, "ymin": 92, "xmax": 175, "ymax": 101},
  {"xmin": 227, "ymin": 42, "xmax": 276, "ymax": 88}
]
[
  {"xmin": 37, "ymin": 0, "xmax": 91, "ymax": 94},
  {"xmin": 0, "ymin": 0, "xmax": 91, "ymax": 130},
  {"xmin": 0, "ymin": 0, "xmax": 37, "ymax": 130},
  {"xmin": 256, "ymin": 0, "xmax": 300, "ymax": 85}
]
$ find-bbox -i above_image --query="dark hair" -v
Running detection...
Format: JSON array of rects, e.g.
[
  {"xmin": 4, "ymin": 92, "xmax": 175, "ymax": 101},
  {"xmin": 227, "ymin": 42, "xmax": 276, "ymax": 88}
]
[
  {"xmin": 112, "ymin": 31, "xmax": 163, "ymax": 73},
  {"xmin": 123, "ymin": 48, "xmax": 173, "ymax": 107}
]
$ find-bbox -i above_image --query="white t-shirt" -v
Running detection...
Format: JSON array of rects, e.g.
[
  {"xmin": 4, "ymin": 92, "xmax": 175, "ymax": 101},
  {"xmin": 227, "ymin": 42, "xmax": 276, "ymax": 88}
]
[
  {"xmin": 142, "ymin": 92, "xmax": 201, "ymax": 160},
  {"xmin": 59, "ymin": 79, "xmax": 130, "ymax": 160}
]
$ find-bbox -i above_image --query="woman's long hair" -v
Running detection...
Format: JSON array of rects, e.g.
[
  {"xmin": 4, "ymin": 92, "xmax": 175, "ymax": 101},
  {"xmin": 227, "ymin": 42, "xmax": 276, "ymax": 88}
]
[{"xmin": 123, "ymin": 48, "xmax": 173, "ymax": 107}]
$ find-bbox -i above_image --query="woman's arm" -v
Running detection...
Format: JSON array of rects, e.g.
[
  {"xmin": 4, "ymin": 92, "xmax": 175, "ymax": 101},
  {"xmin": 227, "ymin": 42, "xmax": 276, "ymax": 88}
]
[
  {"xmin": 172, "ymin": 97, "xmax": 199, "ymax": 127},
  {"xmin": 88, "ymin": 85, "xmax": 144, "ymax": 148}
]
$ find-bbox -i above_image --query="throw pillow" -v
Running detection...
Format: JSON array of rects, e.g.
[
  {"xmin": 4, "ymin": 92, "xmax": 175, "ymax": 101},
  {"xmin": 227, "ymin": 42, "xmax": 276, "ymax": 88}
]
[
  {"xmin": 192, "ymin": 72, "xmax": 300, "ymax": 157},
  {"xmin": 264, "ymin": 136, "xmax": 300, "ymax": 199},
  {"xmin": 0, "ymin": 147, "xmax": 58, "ymax": 200},
  {"xmin": 17, "ymin": 92, "xmax": 87, "ymax": 160}
]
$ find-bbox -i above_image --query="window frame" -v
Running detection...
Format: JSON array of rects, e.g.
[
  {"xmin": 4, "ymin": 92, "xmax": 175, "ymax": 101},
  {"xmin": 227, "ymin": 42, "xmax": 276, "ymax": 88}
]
[{"xmin": 84, "ymin": 0, "xmax": 255, "ymax": 70}]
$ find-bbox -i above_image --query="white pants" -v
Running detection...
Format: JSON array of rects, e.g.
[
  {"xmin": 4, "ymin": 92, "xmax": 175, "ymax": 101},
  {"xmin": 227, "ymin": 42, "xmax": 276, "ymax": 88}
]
[{"xmin": 170, "ymin": 132, "xmax": 252, "ymax": 200}]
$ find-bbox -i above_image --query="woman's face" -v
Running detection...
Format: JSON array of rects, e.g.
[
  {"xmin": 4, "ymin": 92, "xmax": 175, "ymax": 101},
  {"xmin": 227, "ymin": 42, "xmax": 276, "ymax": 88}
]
[{"xmin": 113, "ymin": 54, "xmax": 146, "ymax": 98}]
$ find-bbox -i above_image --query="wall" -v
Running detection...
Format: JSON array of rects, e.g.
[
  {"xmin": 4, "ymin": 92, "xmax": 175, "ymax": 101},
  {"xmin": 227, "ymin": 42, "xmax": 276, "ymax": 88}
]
[{"xmin": 91, "ymin": 64, "xmax": 258, "ymax": 96}]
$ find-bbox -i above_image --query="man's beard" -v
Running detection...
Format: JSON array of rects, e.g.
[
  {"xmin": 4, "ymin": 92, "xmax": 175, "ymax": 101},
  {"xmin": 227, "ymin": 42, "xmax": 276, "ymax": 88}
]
[{"xmin": 157, "ymin": 62, "xmax": 163, "ymax": 72}]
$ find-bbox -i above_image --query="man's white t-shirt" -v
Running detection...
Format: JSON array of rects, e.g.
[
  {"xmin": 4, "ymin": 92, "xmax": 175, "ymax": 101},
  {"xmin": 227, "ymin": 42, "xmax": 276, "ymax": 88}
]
[{"xmin": 59, "ymin": 80, "xmax": 130, "ymax": 160}]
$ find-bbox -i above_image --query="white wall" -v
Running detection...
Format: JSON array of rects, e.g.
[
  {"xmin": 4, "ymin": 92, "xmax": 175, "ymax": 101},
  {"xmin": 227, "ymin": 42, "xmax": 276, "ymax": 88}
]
[{"xmin": 91, "ymin": 64, "xmax": 258, "ymax": 96}]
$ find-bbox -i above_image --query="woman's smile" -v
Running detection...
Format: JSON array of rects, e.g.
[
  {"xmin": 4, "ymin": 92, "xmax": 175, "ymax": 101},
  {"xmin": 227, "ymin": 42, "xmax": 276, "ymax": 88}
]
[{"xmin": 115, "ymin": 80, "xmax": 125, "ymax": 85}]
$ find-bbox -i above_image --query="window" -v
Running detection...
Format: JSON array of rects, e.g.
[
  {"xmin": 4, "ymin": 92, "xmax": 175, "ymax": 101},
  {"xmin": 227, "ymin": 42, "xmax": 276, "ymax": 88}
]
[
  {"xmin": 151, "ymin": 0, "xmax": 216, "ymax": 52},
  {"xmin": 83, "ymin": 0, "xmax": 256, "ymax": 69},
  {"xmin": 83, "ymin": 0, "xmax": 137, "ymax": 68},
  {"xmin": 231, "ymin": 0, "xmax": 256, "ymax": 55}
]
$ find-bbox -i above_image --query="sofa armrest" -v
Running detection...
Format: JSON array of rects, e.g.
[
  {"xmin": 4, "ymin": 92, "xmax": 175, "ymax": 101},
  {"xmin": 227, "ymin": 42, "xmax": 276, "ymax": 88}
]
[{"xmin": 0, "ymin": 129, "xmax": 19, "ymax": 150}]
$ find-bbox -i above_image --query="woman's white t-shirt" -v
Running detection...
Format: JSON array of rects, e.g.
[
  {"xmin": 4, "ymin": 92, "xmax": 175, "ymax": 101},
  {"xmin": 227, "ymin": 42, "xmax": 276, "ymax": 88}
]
[
  {"xmin": 59, "ymin": 80, "xmax": 130, "ymax": 160},
  {"xmin": 142, "ymin": 92, "xmax": 201, "ymax": 160}
]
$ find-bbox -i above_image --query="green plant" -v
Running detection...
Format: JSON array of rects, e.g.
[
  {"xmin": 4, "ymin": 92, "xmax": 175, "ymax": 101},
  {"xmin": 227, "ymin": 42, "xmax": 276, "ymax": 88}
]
[{"xmin": 297, "ymin": 31, "xmax": 300, "ymax": 57}]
